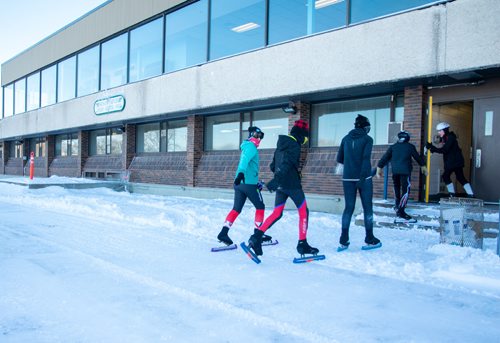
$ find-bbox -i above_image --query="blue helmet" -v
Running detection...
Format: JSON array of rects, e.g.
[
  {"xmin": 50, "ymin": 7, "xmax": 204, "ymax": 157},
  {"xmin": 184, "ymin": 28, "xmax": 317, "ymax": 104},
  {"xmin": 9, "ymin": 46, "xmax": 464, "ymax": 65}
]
[{"xmin": 397, "ymin": 130, "xmax": 410, "ymax": 143}]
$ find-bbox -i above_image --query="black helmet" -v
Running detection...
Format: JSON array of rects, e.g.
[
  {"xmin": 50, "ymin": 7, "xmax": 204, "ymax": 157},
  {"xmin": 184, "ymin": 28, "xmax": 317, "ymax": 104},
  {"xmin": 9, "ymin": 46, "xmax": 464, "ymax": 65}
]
[
  {"xmin": 248, "ymin": 126, "xmax": 264, "ymax": 139},
  {"xmin": 397, "ymin": 130, "xmax": 410, "ymax": 143}
]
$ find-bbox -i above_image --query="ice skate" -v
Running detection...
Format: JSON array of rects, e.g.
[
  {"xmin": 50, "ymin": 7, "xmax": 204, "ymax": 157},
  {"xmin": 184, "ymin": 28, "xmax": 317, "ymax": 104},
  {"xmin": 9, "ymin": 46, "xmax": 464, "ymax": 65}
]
[
  {"xmin": 296, "ymin": 239, "xmax": 319, "ymax": 256},
  {"xmin": 248, "ymin": 229, "xmax": 264, "ymax": 256},
  {"xmin": 362, "ymin": 235, "xmax": 382, "ymax": 250},
  {"xmin": 217, "ymin": 226, "xmax": 233, "ymax": 245}
]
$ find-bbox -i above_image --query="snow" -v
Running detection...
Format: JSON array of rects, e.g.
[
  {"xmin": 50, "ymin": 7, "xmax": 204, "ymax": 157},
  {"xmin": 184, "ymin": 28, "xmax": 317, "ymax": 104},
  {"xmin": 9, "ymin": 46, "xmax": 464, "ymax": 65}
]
[{"xmin": 1, "ymin": 179, "xmax": 500, "ymax": 342}]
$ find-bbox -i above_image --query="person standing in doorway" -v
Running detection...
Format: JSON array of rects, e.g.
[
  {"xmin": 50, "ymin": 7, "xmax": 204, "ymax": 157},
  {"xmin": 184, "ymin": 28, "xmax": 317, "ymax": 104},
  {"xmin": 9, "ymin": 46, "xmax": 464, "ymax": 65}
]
[
  {"xmin": 335, "ymin": 114, "xmax": 381, "ymax": 251},
  {"xmin": 217, "ymin": 126, "xmax": 271, "ymax": 246},
  {"xmin": 425, "ymin": 122, "xmax": 474, "ymax": 198},
  {"xmin": 246, "ymin": 120, "xmax": 320, "ymax": 257},
  {"xmin": 376, "ymin": 130, "xmax": 428, "ymax": 222}
]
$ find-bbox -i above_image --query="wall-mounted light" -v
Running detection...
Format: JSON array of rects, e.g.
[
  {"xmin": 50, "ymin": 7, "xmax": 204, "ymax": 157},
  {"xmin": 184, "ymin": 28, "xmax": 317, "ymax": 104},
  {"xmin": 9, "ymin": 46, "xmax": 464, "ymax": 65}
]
[
  {"xmin": 282, "ymin": 101, "xmax": 297, "ymax": 114},
  {"xmin": 116, "ymin": 126, "xmax": 125, "ymax": 133}
]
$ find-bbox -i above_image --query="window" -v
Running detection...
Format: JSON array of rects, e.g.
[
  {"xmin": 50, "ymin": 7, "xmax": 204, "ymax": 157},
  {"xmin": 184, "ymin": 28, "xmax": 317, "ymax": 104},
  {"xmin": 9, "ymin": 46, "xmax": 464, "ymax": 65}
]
[
  {"xmin": 101, "ymin": 33, "xmax": 128, "ymax": 90},
  {"xmin": 350, "ymin": 0, "xmax": 437, "ymax": 24},
  {"xmin": 77, "ymin": 46, "xmax": 100, "ymax": 97},
  {"xmin": 165, "ymin": 0, "xmax": 208, "ymax": 72},
  {"xmin": 3, "ymin": 84, "xmax": 14, "ymax": 117},
  {"xmin": 394, "ymin": 94, "xmax": 404, "ymax": 122},
  {"xmin": 130, "ymin": 17, "xmax": 163, "ymax": 82},
  {"xmin": 205, "ymin": 110, "xmax": 288, "ymax": 150},
  {"xmin": 311, "ymin": 96, "xmax": 392, "ymax": 146},
  {"xmin": 210, "ymin": 0, "xmax": 265, "ymax": 60},
  {"xmin": 136, "ymin": 120, "xmax": 187, "ymax": 153},
  {"xmin": 89, "ymin": 128, "xmax": 123, "ymax": 155},
  {"xmin": 268, "ymin": 0, "xmax": 346, "ymax": 45},
  {"xmin": 41, "ymin": 65, "xmax": 57, "ymax": 107},
  {"xmin": 9, "ymin": 141, "xmax": 23, "ymax": 158},
  {"xmin": 29, "ymin": 137, "xmax": 46, "ymax": 157},
  {"xmin": 55, "ymin": 133, "xmax": 79, "ymax": 156},
  {"xmin": 27, "ymin": 72, "xmax": 40, "ymax": 111},
  {"xmin": 57, "ymin": 56, "xmax": 76, "ymax": 102},
  {"xmin": 14, "ymin": 78, "xmax": 26, "ymax": 114}
]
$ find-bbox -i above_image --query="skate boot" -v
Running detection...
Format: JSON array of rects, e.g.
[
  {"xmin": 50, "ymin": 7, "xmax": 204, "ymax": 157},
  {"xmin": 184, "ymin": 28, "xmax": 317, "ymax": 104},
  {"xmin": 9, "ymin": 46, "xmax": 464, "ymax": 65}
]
[
  {"xmin": 296, "ymin": 239, "xmax": 319, "ymax": 256},
  {"xmin": 363, "ymin": 231, "xmax": 381, "ymax": 250},
  {"xmin": 261, "ymin": 233, "xmax": 272, "ymax": 242},
  {"xmin": 248, "ymin": 229, "xmax": 264, "ymax": 256},
  {"xmin": 397, "ymin": 209, "xmax": 412, "ymax": 221},
  {"xmin": 217, "ymin": 226, "xmax": 233, "ymax": 245},
  {"xmin": 338, "ymin": 230, "xmax": 350, "ymax": 251}
]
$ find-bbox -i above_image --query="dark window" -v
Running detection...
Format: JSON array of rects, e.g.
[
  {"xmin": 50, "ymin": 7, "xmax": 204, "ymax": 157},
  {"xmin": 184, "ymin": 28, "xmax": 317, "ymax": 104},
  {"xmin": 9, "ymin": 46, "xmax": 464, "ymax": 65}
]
[
  {"xmin": 136, "ymin": 120, "xmax": 187, "ymax": 153},
  {"xmin": 101, "ymin": 33, "xmax": 128, "ymax": 90},
  {"xmin": 89, "ymin": 128, "xmax": 123, "ymax": 155},
  {"xmin": 29, "ymin": 137, "xmax": 46, "ymax": 157},
  {"xmin": 55, "ymin": 133, "xmax": 79, "ymax": 157},
  {"xmin": 129, "ymin": 17, "xmax": 163, "ymax": 82}
]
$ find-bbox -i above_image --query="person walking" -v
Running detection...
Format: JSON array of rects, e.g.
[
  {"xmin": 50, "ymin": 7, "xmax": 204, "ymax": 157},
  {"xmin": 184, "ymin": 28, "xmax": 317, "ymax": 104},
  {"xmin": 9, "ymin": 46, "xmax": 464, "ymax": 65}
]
[
  {"xmin": 335, "ymin": 114, "xmax": 381, "ymax": 251},
  {"xmin": 376, "ymin": 130, "xmax": 428, "ymax": 222},
  {"xmin": 246, "ymin": 120, "xmax": 319, "ymax": 257},
  {"xmin": 425, "ymin": 122, "xmax": 474, "ymax": 198},
  {"xmin": 217, "ymin": 126, "xmax": 271, "ymax": 246}
]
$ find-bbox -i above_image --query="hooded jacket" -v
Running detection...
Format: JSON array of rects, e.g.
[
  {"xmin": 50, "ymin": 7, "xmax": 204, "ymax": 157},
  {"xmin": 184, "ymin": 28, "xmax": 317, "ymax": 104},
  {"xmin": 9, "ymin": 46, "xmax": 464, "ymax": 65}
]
[
  {"xmin": 378, "ymin": 141, "xmax": 425, "ymax": 175},
  {"xmin": 235, "ymin": 140, "xmax": 260, "ymax": 185},
  {"xmin": 336, "ymin": 128, "xmax": 373, "ymax": 181},
  {"xmin": 430, "ymin": 131, "xmax": 464, "ymax": 169},
  {"xmin": 270, "ymin": 135, "xmax": 302, "ymax": 189}
]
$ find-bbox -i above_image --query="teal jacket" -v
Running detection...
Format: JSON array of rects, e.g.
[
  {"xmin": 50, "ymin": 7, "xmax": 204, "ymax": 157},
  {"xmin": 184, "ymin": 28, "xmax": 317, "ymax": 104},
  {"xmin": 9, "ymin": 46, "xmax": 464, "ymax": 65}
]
[{"xmin": 235, "ymin": 140, "xmax": 260, "ymax": 185}]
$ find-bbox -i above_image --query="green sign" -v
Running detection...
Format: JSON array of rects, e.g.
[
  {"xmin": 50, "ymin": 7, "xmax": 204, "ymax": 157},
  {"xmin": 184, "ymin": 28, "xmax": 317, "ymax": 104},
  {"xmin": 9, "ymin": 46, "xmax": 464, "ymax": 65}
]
[{"xmin": 94, "ymin": 95, "xmax": 126, "ymax": 115}]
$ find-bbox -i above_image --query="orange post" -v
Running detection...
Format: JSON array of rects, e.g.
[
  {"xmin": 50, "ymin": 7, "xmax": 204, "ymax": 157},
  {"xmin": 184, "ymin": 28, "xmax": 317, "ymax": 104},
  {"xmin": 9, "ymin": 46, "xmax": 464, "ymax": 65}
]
[{"xmin": 29, "ymin": 152, "xmax": 35, "ymax": 180}]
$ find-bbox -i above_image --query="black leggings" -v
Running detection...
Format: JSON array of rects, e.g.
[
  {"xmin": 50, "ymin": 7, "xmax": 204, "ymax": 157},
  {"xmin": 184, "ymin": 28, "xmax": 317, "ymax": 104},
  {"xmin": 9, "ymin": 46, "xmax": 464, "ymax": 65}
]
[
  {"xmin": 232, "ymin": 184, "xmax": 265, "ymax": 212},
  {"xmin": 341, "ymin": 178, "xmax": 373, "ymax": 232},
  {"xmin": 442, "ymin": 167, "xmax": 468, "ymax": 185},
  {"xmin": 392, "ymin": 174, "xmax": 411, "ymax": 210}
]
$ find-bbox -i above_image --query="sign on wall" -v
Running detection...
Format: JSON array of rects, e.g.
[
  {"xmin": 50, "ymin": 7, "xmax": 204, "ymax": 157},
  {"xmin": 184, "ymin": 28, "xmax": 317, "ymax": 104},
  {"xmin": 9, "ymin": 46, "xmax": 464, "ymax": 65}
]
[{"xmin": 94, "ymin": 95, "xmax": 126, "ymax": 115}]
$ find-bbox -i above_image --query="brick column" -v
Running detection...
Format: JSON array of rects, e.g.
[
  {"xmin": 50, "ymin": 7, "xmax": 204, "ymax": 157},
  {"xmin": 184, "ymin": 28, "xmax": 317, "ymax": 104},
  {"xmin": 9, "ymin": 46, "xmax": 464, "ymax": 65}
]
[
  {"xmin": 289, "ymin": 101, "xmax": 311, "ymax": 171},
  {"xmin": 78, "ymin": 131, "xmax": 89, "ymax": 177},
  {"xmin": 23, "ymin": 139, "xmax": 30, "ymax": 176},
  {"xmin": 404, "ymin": 85, "xmax": 428, "ymax": 200},
  {"xmin": 46, "ymin": 135, "xmax": 55, "ymax": 177},
  {"xmin": 1, "ymin": 142, "xmax": 6, "ymax": 174},
  {"xmin": 186, "ymin": 115, "xmax": 204, "ymax": 187},
  {"xmin": 123, "ymin": 124, "xmax": 136, "ymax": 170}
]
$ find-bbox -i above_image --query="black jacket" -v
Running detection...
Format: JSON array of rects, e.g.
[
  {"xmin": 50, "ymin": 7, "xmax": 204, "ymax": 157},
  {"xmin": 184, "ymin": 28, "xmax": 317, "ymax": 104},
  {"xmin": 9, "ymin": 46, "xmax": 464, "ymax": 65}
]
[
  {"xmin": 430, "ymin": 132, "xmax": 464, "ymax": 169},
  {"xmin": 270, "ymin": 135, "xmax": 302, "ymax": 189},
  {"xmin": 378, "ymin": 141, "xmax": 425, "ymax": 175},
  {"xmin": 336, "ymin": 128, "xmax": 373, "ymax": 181}
]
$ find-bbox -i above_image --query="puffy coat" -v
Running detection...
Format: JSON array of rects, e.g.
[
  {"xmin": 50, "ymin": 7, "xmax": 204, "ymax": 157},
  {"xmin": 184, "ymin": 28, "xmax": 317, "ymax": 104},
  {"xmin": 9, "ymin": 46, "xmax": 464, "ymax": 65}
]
[
  {"xmin": 235, "ymin": 140, "xmax": 260, "ymax": 185},
  {"xmin": 336, "ymin": 128, "xmax": 373, "ymax": 181},
  {"xmin": 270, "ymin": 135, "xmax": 302, "ymax": 189},
  {"xmin": 378, "ymin": 141, "xmax": 425, "ymax": 175}
]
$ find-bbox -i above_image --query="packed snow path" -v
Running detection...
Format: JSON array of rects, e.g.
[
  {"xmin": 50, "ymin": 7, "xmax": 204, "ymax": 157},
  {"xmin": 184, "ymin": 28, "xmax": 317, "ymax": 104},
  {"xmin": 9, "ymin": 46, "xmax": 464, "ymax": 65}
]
[{"xmin": 1, "ymin": 182, "xmax": 499, "ymax": 342}]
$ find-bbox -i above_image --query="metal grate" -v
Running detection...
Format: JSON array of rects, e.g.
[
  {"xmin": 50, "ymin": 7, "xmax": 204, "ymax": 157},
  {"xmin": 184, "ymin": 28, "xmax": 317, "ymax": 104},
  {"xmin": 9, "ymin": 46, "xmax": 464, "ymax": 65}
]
[{"xmin": 439, "ymin": 197, "xmax": 484, "ymax": 249}]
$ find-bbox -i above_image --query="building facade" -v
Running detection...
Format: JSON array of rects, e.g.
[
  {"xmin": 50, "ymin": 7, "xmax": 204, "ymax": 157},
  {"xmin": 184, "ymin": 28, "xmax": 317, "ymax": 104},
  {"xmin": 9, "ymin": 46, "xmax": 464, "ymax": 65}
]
[{"xmin": 1, "ymin": 0, "xmax": 500, "ymax": 203}]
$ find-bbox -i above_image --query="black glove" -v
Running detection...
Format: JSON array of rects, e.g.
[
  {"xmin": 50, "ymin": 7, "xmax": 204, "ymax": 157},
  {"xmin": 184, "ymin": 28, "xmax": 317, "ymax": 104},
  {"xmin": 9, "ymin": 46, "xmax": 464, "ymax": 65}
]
[
  {"xmin": 425, "ymin": 142, "xmax": 433, "ymax": 150},
  {"xmin": 234, "ymin": 172, "xmax": 245, "ymax": 185},
  {"xmin": 257, "ymin": 180, "xmax": 264, "ymax": 191},
  {"xmin": 266, "ymin": 179, "xmax": 279, "ymax": 192}
]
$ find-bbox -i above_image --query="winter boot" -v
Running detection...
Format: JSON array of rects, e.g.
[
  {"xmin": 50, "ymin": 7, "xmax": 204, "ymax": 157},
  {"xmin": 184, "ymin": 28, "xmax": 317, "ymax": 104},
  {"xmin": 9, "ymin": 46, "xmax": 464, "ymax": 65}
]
[
  {"xmin": 248, "ymin": 229, "xmax": 264, "ymax": 256},
  {"xmin": 261, "ymin": 233, "xmax": 273, "ymax": 242},
  {"xmin": 296, "ymin": 239, "xmax": 319, "ymax": 256},
  {"xmin": 339, "ymin": 229, "xmax": 350, "ymax": 248},
  {"xmin": 217, "ymin": 226, "xmax": 233, "ymax": 245}
]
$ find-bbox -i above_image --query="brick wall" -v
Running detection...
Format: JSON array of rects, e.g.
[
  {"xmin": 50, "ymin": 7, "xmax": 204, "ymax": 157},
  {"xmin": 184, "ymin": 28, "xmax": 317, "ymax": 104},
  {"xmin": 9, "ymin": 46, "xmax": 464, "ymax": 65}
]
[
  {"xmin": 123, "ymin": 124, "xmax": 136, "ymax": 170},
  {"xmin": 129, "ymin": 153, "xmax": 187, "ymax": 185},
  {"xmin": 187, "ymin": 115, "xmax": 203, "ymax": 187},
  {"xmin": 49, "ymin": 157, "xmax": 80, "ymax": 177},
  {"xmin": 78, "ymin": 131, "xmax": 89, "ymax": 177},
  {"xmin": 84, "ymin": 155, "xmax": 123, "ymax": 172}
]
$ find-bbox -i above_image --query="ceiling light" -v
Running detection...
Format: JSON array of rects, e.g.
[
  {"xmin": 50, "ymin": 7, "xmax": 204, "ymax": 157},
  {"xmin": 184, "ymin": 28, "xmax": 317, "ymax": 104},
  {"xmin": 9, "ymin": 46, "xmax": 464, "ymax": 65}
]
[
  {"xmin": 315, "ymin": 0, "xmax": 344, "ymax": 10},
  {"xmin": 231, "ymin": 22, "xmax": 260, "ymax": 33}
]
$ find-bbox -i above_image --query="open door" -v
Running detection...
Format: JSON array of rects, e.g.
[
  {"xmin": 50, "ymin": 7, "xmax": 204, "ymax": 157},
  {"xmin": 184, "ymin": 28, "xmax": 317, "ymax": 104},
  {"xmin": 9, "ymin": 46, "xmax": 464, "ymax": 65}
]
[{"xmin": 473, "ymin": 98, "xmax": 500, "ymax": 202}]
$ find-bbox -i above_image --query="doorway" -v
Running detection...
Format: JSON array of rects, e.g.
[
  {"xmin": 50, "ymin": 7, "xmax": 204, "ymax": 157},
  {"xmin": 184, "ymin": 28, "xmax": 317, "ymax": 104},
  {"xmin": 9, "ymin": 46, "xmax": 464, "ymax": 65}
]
[{"xmin": 428, "ymin": 102, "xmax": 473, "ymax": 199}]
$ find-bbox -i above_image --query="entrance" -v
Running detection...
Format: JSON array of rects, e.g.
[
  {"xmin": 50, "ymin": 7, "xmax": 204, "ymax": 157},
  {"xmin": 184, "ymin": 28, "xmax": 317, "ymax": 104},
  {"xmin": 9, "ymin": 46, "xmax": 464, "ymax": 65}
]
[
  {"xmin": 473, "ymin": 97, "xmax": 500, "ymax": 202},
  {"xmin": 428, "ymin": 102, "xmax": 473, "ymax": 198}
]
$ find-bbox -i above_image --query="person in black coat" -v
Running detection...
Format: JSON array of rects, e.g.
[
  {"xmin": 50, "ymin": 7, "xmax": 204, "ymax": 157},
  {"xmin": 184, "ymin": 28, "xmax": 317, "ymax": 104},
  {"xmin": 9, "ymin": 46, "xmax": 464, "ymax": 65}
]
[
  {"xmin": 377, "ymin": 131, "xmax": 427, "ymax": 221},
  {"xmin": 425, "ymin": 122, "xmax": 474, "ymax": 197},
  {"xmin": 335, "ymin": 114, "xmax": 381, "ymax": 250},
  {"xmin": 246, "ymin": 120, "xmax": 320, "ymax": 257}
]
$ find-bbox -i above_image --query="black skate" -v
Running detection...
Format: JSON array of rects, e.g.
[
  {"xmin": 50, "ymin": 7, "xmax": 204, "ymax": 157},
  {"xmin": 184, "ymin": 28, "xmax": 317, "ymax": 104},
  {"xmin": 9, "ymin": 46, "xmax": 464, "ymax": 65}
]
[
  {"xmin": 337, "ymin": 234, "xmax": 350, "ymax": 252},
  {"xmin": 261, "ymin": 233, "xmax": 272, "ymax": 242},
  {"xmin": 362, "ymin": 236, "xmax": 382, "ymax": 250},
  {"xmin": 394, "ymin": 209, "xmax": 417, "ymax": 224},
  {"xmin": 248, "ymin": 229, "xmax": 264, "ymax": 256},
  {"xmin": 296, "ymin": 239, "xmax": 319, "ymax": 256},
  {"xmin": 217, "ymin": 226, "xmax": 233, "ymax": 245}
]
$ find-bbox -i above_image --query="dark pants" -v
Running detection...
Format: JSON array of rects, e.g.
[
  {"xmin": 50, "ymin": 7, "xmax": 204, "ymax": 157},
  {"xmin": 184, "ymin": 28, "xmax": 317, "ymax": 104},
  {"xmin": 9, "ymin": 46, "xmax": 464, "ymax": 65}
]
[
  {"xmin": 232, "ymin": 184, "xmax": 264, "ymax": 211},
  {"xmin": 341, "ymin": 179, "xmax": 373, "ymax": 232},
  {"xmin": 442, "ymin": 167, "xmax": 468, "ymax": 185},
  {"xmin": 392, "ymin": 174, "xmax": 411, "ymax": 210}
]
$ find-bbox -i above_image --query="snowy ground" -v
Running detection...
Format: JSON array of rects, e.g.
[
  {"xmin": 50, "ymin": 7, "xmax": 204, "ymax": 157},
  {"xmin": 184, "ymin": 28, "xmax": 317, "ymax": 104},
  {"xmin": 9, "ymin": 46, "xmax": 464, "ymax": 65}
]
[{"xmin": 1, "ymin": 179, "xmax": 500, "ymax": 342}]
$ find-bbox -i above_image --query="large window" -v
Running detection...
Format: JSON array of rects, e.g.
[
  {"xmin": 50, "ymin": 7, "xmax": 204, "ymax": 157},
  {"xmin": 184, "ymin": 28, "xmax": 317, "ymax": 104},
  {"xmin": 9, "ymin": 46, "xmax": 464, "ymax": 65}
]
[
  {"xmin": 90, "ymin": 128, "xmax": 123, "ymax": 155},
  {"xmin": 55, "ymin": 133, "xmax": 79, "ymax": 157},
  {"xmin": 268, "ymin": 0, "xmax": 346, "ymax": 45},
  {"xmin": 311, "ymin": 96, "xmax": 392, "ymax": 146},
  {"xmin": 350, "ymin": 0, "xmax": 437, "ymax": 24},
  {"xmin": 77, "ymin": 46, "xmax": 100, "ymax": 97},
  {"xmin": 14, "ymin": 78, "xmax": 26, "ymax": 115},
  {"xmin": 101, "ymin": 33, "xmax": 128, "ymax": 90},
  {"xmin": 29, "ymin": 137, "xmax": 46, "ymax": 157},
  {"xmin": 205, "ymin": 110, "xmax": 287, "ymax": 150},
  {"xmin": 136, "ymin": 120, "xmax": 187, "ymax": 153},
  {"xmin": 210, "ymin": 0, "xmax": 265, "ymax": 60},
  {"xmin": 165, "ymin": 0, "xmax": 208, "ymax": 72},
  {"xmin": 129, "ymin": 17, "xmax": 163, "ymax": 82},
  {"xmin": 41, "ymin": 65, "xmax": 57, "ymax": 107},
  {"xmin": 9, "ymin": 141, "xmax": 23, "ymax": 158},
  {"xmin": 57, "ymin": 56, "xmax": 76, "ymax": 102},
  {"xmin": 3, "ymin": 84, "xmax": 14, "ymax": 118},
  {"xmin": 27, "ymin": 72, "xmax": 40, "ymax": 111}
]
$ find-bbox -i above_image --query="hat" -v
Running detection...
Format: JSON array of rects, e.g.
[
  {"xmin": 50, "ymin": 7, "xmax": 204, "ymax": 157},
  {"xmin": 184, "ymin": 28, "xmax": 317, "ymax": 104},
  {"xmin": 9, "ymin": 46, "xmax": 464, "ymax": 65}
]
[
  {"xmin": 436, "ymin": 122, "xmax": 450, "ymax": 131},
  {"xmin": 290, "ymin": 120, "xmax": 309, "ymax": 145},
  {"xmin": 397, "ymin": 130, "xmax": 410, "ymax": 143},
  {"xmin": 248, "ymin": 126, "xmax": 264, "ymax": 139},
  {"xmin": 354, "ymin": 114, "xmax": 370, "ymax": 128}
]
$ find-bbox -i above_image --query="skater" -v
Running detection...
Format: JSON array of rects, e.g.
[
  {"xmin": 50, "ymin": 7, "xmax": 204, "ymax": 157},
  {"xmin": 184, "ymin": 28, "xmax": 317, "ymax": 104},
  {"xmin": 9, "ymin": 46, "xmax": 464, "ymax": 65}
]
[
  {"xmin": 246, "ymin": 120, "xmax": 319, "ymax": 257},
  {"xmin": 425, "ymin": 122, "xmax": 474, "ymax": 198},
  {"xmin": 217, "ymin": 126, "xmax": 271, "ymax": 246},
  {"xmin": 335, "ymin": 114, "xmax": 381, "ymax": 251},
  {"xmin": 376, "ymin": 130, "xmax": 428, "ymax": 222}
]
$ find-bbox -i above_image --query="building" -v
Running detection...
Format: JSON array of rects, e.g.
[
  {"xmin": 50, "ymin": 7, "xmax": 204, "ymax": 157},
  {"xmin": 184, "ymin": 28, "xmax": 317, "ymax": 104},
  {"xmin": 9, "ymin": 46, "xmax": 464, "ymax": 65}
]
[{"xmin": 1, "ymin": 0, "xmax": 500, "ymax": 205}]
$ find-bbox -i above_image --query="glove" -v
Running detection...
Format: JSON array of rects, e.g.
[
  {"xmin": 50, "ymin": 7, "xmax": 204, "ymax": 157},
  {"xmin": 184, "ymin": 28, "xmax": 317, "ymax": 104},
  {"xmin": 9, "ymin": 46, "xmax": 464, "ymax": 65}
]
[
  {"xmin": 335, "ymin": 163, "xmax": 344, "ymax": 175},
  {"xmin": 257, "ymin": 180, "xmax": 264, "ymax": 191},
  {"xmin": 266, "ymin": 179, "xmax": 279, "ymax": 192},
  {"xmin": 234, "ymin": 172, "xmax": 245, "ymax": 185},
  {"xmin": 376, "ymin": 167, "xmax": 383, "ymax": 179},
  {"xmin": 420, "ymin": 166, "xmax": 428, "ymax": 176},
  {"xmin": 425, "ymin": 142, "xmax": 433, "ymax": 150}
]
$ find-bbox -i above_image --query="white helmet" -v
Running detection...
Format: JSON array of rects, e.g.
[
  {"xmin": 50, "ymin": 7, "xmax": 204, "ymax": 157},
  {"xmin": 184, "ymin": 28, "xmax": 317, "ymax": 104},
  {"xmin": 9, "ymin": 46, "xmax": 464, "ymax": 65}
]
[{"xmin": 436, "ymin": 122, "xmax": 450, "ymax": 131}]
